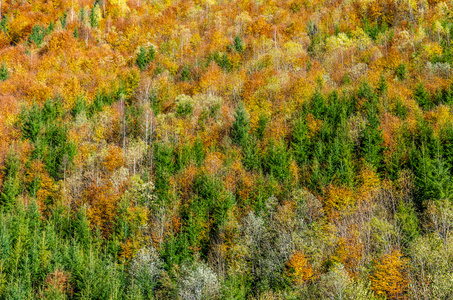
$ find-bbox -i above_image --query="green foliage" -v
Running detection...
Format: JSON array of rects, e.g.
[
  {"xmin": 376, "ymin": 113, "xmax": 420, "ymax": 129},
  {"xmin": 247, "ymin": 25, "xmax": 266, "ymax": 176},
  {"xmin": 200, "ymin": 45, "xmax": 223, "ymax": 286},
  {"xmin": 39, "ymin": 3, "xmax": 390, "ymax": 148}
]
[
  {"xmin": 256, "ymin": 113, "xmax": 268, "ymax": 141},
  {"xmin": 234, "ymin": 36, "xmax": 244, "ymax": 53},
  {"xmin": 360, "ymin": 82, "xmax": 385, "ymax": 170},
  {"xmin": 397, "ymin": 202, "xmax": 419, "ymax": 245},
  {"xmin": 136, "ymin": 46, "xmax": 156, "ymax": 71},
  {"xmin": 231, "ymin": 103, "xmax": 250, "ymax": 147},
  {"xmin": 364, "ymin": 18, "xmax": 388, "ymax": 41},
  {"xmin": 311, "ymin": 89, "xmax": 327, "ymax": 119},
  {"xmin": 396, "ymin": 63, "xmax": 407, "ymax": 81},
  {"xmin": 0, "ymin": 152, "xmax": 20, "ymax": 210},
  {"xmin": 263, "ymin": 140, "xmax": 291, "ymax": 182},
  {"xmin": 71, "ymin": 96, "xmax": 87, "ymax": 117},
  {"xmin": 292, "ymin": 117, "xmax": 310, "ymax": 167},
  {"xmin": 376, "ymin": 74, "xmax": 388, "ymax": 96},
  {"xmin": 180, "ymin": 65, "xmax": 192, "ymax": 82},
  {"xmin": 175, "ymin": 95, "xmax": 194, "ymax": 117},
  {"xmin": 28, "ymin": 24, "xmax": 52, "ymax": 47},
  {"xmin": 213, "ymin": 52, "xmax": 232, "ymax": 71},
  {"xmin": 90, "ymin": 5, "xmax": 99, "ymax": 28},
  {"xmin": 0, "ymin": 62, "xmax": 8, "ymax": 81},
  {"xmin": 20, "ymin": 100, "xmax": 77, "ymax": 180},
  {"xmin": 59, "ymin": 12, "xmax": 67, "ymax": 29},
  {"xmin": 0, "ymin": 15, "xmax": 8, "ymax": 33},
  {"xmin": 414, "ymin": 82, "xmax": 431, "ymax": 111},
  {"xmin": 392, "ymin": 98, "xmax": 408, "ymax": 119}
]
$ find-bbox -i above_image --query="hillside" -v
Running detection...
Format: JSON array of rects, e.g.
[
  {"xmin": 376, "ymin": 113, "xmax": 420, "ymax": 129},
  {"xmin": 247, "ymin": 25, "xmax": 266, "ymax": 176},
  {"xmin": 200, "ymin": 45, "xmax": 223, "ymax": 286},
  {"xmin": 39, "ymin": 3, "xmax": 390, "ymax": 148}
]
[{"xmin": 1, "ymin": 0, "xmax": 453, "ymax": 299}]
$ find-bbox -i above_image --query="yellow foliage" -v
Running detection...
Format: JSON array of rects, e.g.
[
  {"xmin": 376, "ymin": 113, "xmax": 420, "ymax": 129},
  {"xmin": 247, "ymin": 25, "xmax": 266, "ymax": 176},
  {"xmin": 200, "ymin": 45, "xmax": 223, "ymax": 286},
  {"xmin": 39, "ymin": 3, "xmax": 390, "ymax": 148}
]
[
  {"xmin": 286, "ymin": 251, "xmax": 313, "ymax": 285},
  {"xmin": 370, "ymin": 249, "xmax": 409, "ymax": 299},
  {"xmin": 325, "ymin": 185, "xmax": 355, "ymax": 217}
]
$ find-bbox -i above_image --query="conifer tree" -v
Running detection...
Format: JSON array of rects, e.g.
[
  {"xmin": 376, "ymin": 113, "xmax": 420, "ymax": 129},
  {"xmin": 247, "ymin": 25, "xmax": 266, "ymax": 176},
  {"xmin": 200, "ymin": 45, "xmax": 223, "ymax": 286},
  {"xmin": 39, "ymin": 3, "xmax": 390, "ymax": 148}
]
[
  {"xmin": 360, "ymin": 84, "xmax": 385, "ymax": 170},
  {"xmin": 292, "ymin": 117, "xmax": 310, "ymax": 167},
  {"xmin": 414, "ymin": 82, "xmax": 431, "ymax": 111},
  {"xmin": 1, "ymin": 153, "xmax": 20, "ymax": 210},
  {"xmin": 231, "ymin": 103, "xmax": 250, "ymax": 147},
  {"xmin": 0, "ymin": 62, "xmax": 7, "ymax": 81}
]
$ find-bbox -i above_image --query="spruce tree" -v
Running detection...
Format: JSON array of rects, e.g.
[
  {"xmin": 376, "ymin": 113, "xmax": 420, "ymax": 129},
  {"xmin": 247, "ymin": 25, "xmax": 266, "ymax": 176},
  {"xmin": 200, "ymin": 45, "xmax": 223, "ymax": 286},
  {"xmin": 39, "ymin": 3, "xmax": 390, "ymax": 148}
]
[
  {"xmin": 1, "ymin": 153, "xmax": 20, "ymax": 210},
  {"xmin": 90, "ymin": 5, "xmax": 99, "ymax": 28},
  {"xmin": 292, "ymin": 117, "xmax": 310, "ymax": 167},
  {"xmin": 231, "ymin": 103, "xmax": 250, "ymax": 147},
  {"xmin": 0, "ymin": 62, "xmax": 8, "ymax": 81},
  {"xmin": 361, "ymin": 87, "xmax": 385, "ymax": 170},
  {"xmin": 414, "ymin": 82, "xmax": 431, "ymax": 111}
]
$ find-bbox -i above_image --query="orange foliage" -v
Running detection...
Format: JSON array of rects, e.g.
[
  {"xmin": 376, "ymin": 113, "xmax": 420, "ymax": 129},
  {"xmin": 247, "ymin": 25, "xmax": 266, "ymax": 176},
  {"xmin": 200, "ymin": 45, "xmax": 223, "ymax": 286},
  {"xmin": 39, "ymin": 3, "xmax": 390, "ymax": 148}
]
[
  {"xmin": 84, "ymin": 182, "xmax": 122, "ymax": 236},
  {"xmin": 333, "ymin": 227, "xmax": 363, "ymax": 278},
  {"xmin": 370, "ymin": 249, "xmax": 409, "ymax": 299},
  {"xmin": 104, "ymin": 145, "xmax": 124, "ymax": 173},
  {"xmin": 286, "ymin": 251, "xmax": 313, "ymax": 285}
]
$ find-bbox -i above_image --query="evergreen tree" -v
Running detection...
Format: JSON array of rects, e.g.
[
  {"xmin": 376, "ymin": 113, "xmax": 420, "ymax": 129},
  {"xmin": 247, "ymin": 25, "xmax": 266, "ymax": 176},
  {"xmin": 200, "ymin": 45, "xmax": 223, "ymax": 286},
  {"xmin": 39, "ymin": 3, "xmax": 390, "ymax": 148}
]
[
  {"xmin": 234, "ymin": 36, "xmax": 244, "ymax": 53},
  {"xmin": 264, "ymin": 140, "xmax": 291, "ymax": 182},
  {"xmin": 1, "ymin": 153, "xmax": 20, "ymax": 210},
  {"xmin": 0, "ymin": 62, "xmax": 8, "ymax": 81},
  {"xmin": 292, "ymin": 117, "xmax": 310, "ymax": 167},
  {"xmin": 90, "ymin": 5, "xmax": 99, "ymax": 28},
  {"xmin": 311, "ymin": 89, "xmax": 327, "ymax": 119},
  {"xmin": 136, "ymin": 46, "xmax": 156, "ymax": 71},
  {"xmin": 28, "ymin": 25, "xmax": 46, "ymax": 46},
  {"xmin": 243, "ymin": 136, "xmax": 260, "ymax": 171},
  {"xmin": 414, "ymin": 82, "xmax": 431, "ymax": 111},
  {"xmin": 360, "ymin": 86, "xmax": 385, "ymax": 170},
  {"xmin": 376, "ymin": 74, "xmax": 388, "ymax": 96},
  {"xmin": 231, "ymin": 103, "xmax": 250, "ymax": 147}
]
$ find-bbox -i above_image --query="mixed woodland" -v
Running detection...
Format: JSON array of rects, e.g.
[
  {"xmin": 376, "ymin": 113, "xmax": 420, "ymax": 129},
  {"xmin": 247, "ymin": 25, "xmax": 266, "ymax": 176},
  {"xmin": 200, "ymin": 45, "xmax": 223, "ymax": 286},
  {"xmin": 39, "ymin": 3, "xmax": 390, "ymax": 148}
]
[{"xmin": 2, "ymin": 0, "xmax": 453, "ymax": 298}]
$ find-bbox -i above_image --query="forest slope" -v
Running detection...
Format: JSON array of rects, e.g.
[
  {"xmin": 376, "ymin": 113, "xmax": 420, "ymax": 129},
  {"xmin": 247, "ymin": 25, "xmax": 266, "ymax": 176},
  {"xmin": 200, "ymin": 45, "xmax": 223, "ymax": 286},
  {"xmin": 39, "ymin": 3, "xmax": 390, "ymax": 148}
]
[{"xmin": 1, "ymin": 0, "xmax": 453, "ymax": 299}]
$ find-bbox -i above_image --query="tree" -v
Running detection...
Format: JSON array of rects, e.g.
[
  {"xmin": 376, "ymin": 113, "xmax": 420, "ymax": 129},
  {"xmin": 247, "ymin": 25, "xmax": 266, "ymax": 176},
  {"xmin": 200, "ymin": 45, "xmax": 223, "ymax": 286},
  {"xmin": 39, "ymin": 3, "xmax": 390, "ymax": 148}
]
[
  {"xmin": 0, "ymin": 62, "xmax": 8, "ymax": 81},
  {"xmin": 234, "ymin": 35, "xmax": 244, "ymax": 53},
  {"xmin": 136, "ymin": 45, "xmax": 156, "ymax": 71},
  {"xmin": 177, "ymin": 261, "xmax": 220, "ymax": 300},
  {"xmin": 1, "ymin": 152, "xmax": 20, "ymax": 210},
  {"xmin": 129, "ymin": 247, "xmax": 163, "ymax": 297},
  {"xmin": 360, "ymin": 84, "xmax": 385, "ymax": 170},
  {"xmin": 292, "ymin": 117, "xmax": 310, "ymax": 167},
  {"xmin": 286, "ymin": 251, "xmax": 313, "ymax": 285},
  {"xmin": 414, "ymin": 82, "xmax": 431, "ymax": 111},
  {"xmin": 230, "ymin": 102, "xmax": 250, "ymax": 147},
  {"xmin": 369, "ymin": 249, "xmax": 409, "ymax": 299},
  {"xmin": 90, "ymin": 5, "xmax": 99, "ymax": 28}
]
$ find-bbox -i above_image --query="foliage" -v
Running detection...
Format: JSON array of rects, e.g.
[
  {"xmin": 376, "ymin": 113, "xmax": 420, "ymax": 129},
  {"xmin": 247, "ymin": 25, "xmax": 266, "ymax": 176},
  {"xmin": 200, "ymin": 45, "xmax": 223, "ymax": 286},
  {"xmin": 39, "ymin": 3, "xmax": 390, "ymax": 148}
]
[{"xmin": 1, "ymin": 0, "xmax": 453, "ymax": 297}]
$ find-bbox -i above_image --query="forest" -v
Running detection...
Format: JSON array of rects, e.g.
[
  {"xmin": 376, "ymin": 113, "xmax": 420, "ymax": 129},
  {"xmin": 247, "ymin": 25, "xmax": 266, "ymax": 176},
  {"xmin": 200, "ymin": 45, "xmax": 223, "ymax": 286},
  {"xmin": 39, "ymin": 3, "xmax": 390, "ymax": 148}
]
[{"xmin": 1, "ymin": 0, "xmax": 453, "ymax": 299}]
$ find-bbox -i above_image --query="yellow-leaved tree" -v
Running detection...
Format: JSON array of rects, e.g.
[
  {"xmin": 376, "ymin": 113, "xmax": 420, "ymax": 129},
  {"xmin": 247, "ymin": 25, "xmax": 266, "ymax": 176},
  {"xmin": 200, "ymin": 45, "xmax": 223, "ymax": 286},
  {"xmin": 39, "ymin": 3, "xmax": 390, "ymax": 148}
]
[
  {"xmin": 370, "ymin": 249, "xmax": 409, "ymax": 299},
  {"xmin": 286, "ymin": 251, "xmax": 313, "ymax": 285}
]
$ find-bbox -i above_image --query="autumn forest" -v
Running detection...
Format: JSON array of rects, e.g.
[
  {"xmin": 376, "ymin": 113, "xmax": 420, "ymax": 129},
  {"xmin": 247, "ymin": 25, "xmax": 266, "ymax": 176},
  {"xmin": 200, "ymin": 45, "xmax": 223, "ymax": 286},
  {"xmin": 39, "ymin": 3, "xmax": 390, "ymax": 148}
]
[{"xmin": 0, "ymin": 0, "xmax": 453, "ymax": 298}]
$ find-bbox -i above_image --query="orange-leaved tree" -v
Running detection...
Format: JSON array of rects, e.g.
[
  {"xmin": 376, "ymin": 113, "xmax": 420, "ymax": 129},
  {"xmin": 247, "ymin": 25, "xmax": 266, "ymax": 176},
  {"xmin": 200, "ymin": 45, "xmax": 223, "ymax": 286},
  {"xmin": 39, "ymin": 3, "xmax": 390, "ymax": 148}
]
[
  {"xmin": 286, "ymin": 251, "xmax": 313, "ymax": 285},
  {"xmin": 370, "ymin": 249, "xmax": 409, "ymax": 299}
]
